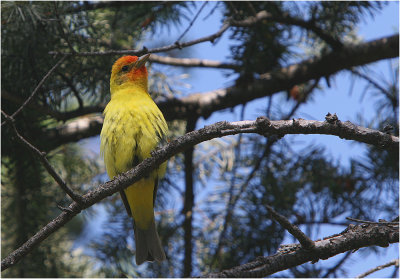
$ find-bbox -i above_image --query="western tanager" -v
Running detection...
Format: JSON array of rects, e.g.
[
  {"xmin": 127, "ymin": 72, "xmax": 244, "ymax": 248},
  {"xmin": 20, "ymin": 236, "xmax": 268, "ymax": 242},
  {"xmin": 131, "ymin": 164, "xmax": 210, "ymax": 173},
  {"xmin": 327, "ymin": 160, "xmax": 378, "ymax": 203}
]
[{"xmin": 100, "ymin": 54, "xmax": 168, "ymax": 265}]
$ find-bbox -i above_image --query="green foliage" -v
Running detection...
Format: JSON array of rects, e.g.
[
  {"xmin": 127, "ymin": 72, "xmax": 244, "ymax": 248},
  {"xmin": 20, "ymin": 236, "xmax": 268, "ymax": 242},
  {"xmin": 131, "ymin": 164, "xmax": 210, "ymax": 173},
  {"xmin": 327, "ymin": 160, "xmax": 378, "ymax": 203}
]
[{"xmin": 226, "ymin": 1, "xmax": 288, "ymax": 76}]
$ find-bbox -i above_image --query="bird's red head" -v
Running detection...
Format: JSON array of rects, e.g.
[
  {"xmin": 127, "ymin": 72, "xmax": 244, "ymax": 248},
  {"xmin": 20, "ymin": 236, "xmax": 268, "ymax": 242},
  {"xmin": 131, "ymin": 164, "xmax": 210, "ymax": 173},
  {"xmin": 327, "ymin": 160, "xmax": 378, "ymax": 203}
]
[{"xmin": 110, "ymin": 54, "xmax": 150, "ymax": 93}]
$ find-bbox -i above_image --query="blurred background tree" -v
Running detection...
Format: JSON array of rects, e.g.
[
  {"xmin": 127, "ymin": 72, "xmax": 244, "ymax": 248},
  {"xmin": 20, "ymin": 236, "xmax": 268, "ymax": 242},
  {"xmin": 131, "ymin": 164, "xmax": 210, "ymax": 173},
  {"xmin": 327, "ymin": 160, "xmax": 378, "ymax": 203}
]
[{"xmin": 1, "ymin": 1, "xmax": 398, "ymax": 278}]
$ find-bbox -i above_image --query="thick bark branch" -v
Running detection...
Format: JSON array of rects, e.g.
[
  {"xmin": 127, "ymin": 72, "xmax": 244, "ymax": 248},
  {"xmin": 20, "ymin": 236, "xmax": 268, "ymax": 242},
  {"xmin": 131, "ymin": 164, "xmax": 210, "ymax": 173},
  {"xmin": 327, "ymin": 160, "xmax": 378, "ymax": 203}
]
[
  {"xmin": 42, "ymin": 34, "xmax": 399, "ymax": 147},
  {"xmin": 2, "ymin": 118, "xmax": 398, "ymax": 271},
  {"xmin": 44, "ymin": 115, "xmax": 104, "ymax": 151},
  {"xmin": 158, "ymin": 34, "xmax": 398, "ymax": 120},
  {"xmin": 47, "ymin": 116, "xmax": 399, "ymax": 152},
  {"xmin": 204, "ymin": 222, "xmax": 399, "ymax": 278}
]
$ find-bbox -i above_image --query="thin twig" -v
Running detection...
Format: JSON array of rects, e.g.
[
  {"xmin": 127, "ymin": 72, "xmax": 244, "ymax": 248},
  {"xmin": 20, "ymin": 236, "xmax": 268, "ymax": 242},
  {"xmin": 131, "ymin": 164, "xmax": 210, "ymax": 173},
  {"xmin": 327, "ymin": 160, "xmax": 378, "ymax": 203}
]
[
  {"xmin": 346, "ymin": 217, "xmax": 399, "ymax": 226},
  {"xmin": 202, "ymin": 1, "xmax": 220, "ymax": 21},
  {"xmin": 390, "ymin": 264, "xmax": 399, "ymax": 278},
  {"xmin": 49, "ymin": 9, "xmax": 281, "ymax": 57},
  {"xmin": 210, "ymin": 137, "xmax": 270, "ymax": 267},
  {"xmin": 350, "ymin": 69, "xmax": 393, "ymax": 100},
  {"xmin": 57, "ymin": 72, "xmax": 84, "ymax": 109},
  {"xmin": 1, "ymin": 111, "xmax": 84, "ymax": 204},
  {"xmin": 1, "ymin": 55, "xmax": 68, "ymax": 126},
  {"xmin": 210, "ymin": 105, "xmax": 246, "ymax": 267},
  {"xmin": 356, "ymin": 259, "xmax": 399, "ymax": 278},
  {"xmin": 266, "ymin": 204, "xmax": 315, "ymax": 250},
  {"xmin": 49, "ymin": 20, "xmax": 231, "ymax": 57},
  {"xmin": 209, "ymin": 90, "xmax": 340, "ymax": 266},
  {"xmin": 175, "ymin": 1, "xmax": 208, "ymax": 42}
]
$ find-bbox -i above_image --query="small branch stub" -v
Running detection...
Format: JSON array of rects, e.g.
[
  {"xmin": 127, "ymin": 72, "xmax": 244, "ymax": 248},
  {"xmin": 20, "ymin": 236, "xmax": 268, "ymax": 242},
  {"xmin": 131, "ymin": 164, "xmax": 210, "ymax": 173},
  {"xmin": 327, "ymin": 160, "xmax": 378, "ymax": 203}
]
[
  {"xmin": 325, "ymin": 112, "xmax": 339, "ymax": 124},
  {"xmin": 266, "ymin": 204, "xmax": 315, "ymax": 250}
]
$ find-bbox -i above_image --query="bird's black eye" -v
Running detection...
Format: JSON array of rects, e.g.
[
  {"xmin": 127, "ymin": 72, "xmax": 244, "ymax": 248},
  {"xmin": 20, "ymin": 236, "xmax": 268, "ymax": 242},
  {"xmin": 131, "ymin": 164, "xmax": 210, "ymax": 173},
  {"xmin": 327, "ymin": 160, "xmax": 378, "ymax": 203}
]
[{"xmin": 121, "ymin": 65, "xmax": 129, "ymax": 72}]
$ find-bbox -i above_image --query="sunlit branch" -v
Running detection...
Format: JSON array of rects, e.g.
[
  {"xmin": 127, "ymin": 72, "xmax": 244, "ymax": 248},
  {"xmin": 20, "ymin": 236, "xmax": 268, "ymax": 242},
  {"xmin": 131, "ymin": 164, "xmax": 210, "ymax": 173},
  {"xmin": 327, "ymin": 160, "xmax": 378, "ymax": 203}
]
[
  {"xmin": 149, "ymin": 54, "xmax": 240, "ymax": 70},
  {"xmin": 204, "ymin": 222, "xmax": 398, "ymax": 278},
  {"xmin": 2, "ymin": 117, "xmax": 398, "ymax": 271}
]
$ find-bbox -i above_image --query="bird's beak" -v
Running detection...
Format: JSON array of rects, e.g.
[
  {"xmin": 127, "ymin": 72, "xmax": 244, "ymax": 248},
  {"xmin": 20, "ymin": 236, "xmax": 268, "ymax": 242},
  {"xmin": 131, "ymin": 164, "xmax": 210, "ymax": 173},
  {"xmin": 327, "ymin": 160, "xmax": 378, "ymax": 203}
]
[{"xmin": 134, "ymin": 54, "xmax": 151, "ymax": 69}]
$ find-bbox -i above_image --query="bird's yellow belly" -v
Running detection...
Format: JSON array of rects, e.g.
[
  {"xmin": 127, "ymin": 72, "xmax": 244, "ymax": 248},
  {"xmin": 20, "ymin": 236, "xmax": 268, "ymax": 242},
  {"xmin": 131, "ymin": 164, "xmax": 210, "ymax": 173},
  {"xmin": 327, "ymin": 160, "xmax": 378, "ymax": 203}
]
[
  {"xmin": 100, "ymin": 102, "xmax": 166, "ymax": 229},
  {"xmin": 101, "ymin": 108, "xmax": 158, "ymax": 177}
]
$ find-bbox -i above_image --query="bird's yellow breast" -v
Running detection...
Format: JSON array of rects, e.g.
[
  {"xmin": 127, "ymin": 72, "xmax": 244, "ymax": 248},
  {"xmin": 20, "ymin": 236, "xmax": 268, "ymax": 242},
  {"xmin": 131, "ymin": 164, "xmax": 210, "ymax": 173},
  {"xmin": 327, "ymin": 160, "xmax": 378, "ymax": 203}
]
[{"xmin": 100, "ymin": 88, "xmax": 168, "ymax": 179}]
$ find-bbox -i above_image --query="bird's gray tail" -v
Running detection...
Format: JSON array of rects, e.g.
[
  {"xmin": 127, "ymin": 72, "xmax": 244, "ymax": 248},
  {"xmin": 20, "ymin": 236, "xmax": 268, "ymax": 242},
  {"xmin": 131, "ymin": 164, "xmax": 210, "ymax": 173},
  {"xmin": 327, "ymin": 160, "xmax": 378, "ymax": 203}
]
[{"xmin": 134, "ymin": 219, "xmax": 166, "ymax": 265}]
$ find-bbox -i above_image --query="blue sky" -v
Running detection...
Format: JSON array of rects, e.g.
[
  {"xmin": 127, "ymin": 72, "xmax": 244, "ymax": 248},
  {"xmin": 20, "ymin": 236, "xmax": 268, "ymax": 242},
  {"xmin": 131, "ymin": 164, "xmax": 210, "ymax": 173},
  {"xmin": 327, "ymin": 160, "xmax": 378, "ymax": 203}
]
[{"xmin": 81, "ymin": 2, "xmax": 399, "ymax": 277}]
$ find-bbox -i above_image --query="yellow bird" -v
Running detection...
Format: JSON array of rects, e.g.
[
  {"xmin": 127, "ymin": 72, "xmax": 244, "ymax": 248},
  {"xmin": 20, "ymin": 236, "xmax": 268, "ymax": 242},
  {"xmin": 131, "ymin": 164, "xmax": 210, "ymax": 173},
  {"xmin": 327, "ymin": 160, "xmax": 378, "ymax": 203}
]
[{"xmin": 100, "ymin": 54, "xmax": 168, "ymax": 265}]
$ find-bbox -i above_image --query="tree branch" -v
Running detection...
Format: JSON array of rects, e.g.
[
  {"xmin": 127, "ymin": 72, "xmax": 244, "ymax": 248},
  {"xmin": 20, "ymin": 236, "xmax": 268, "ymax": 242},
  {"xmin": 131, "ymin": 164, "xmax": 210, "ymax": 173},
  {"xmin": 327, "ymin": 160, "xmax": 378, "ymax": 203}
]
[
  {"xmin": 36, "ymin": 34, "xmax": 398, "ymax": 148},
  {"xmin": 266, "ymin": 205, "xmax": 315, "ymax": 250},
  {"xmin": 47, "ymin": 115, "xmax": 399, "ymax": 153},
  {"xmin": 204, "ymin": 222, "xmax": 399, "ymax": 277},
  {"xmin": 183, "ymin": 117, "xmax": 198, "ymax": 277},
  {"xmin": 211, "ymin": 101, "xmax": 306, "ymax": 266},
  {"xmin": 49, "ymin": 19, "xmax": 231, "ymax": 57},
  {"xmin": 159, "ymin": 34, "xmax": 398, "ymax": 119},
  {"xmin": 49, "ymin": 8, "xmax": 279, "ymax": 58},
  {"xmin": 346, "ymin": 217, "xmax": 399, "ymax": 226},
  {"xmin": 42, "ymin": 34, "xmax": 398, "ymax": 147},
  {"xmin": 356, "ymin": 259, "xmax": 399, "ymax": 278},
  {"xmin": 43, "ymin": 115, "xmax": 104, "ymax": 151},
  {"xmin": 149, "ymin": 54, "xmax": 240, "ymax": 70},
  {"xmin": 175, "ymin": 1, "xmax": 208, "ymax": 42},
  {"xmin": 2, "ymin": 117, "xmax": 398, "ymax": 270}
]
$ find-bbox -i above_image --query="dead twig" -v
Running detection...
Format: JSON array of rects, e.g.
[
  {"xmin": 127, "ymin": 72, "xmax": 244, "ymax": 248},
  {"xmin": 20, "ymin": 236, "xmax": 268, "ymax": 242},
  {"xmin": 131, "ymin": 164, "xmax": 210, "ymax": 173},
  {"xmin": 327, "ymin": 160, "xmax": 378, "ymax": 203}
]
[
  {"xmin": 175, "ymin": 1, "xmax": 208, "ymax": 42},
  {"xmin": 266, "ymin": 204, "xmax": 315, "ymax": 250},
  {"xmin": 346, "ymin": 217, "xmax": 399, "ymax": 226},
  {"xmin": 356, "ymin": 259, "xmax": 399, "ymax": 278}
]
